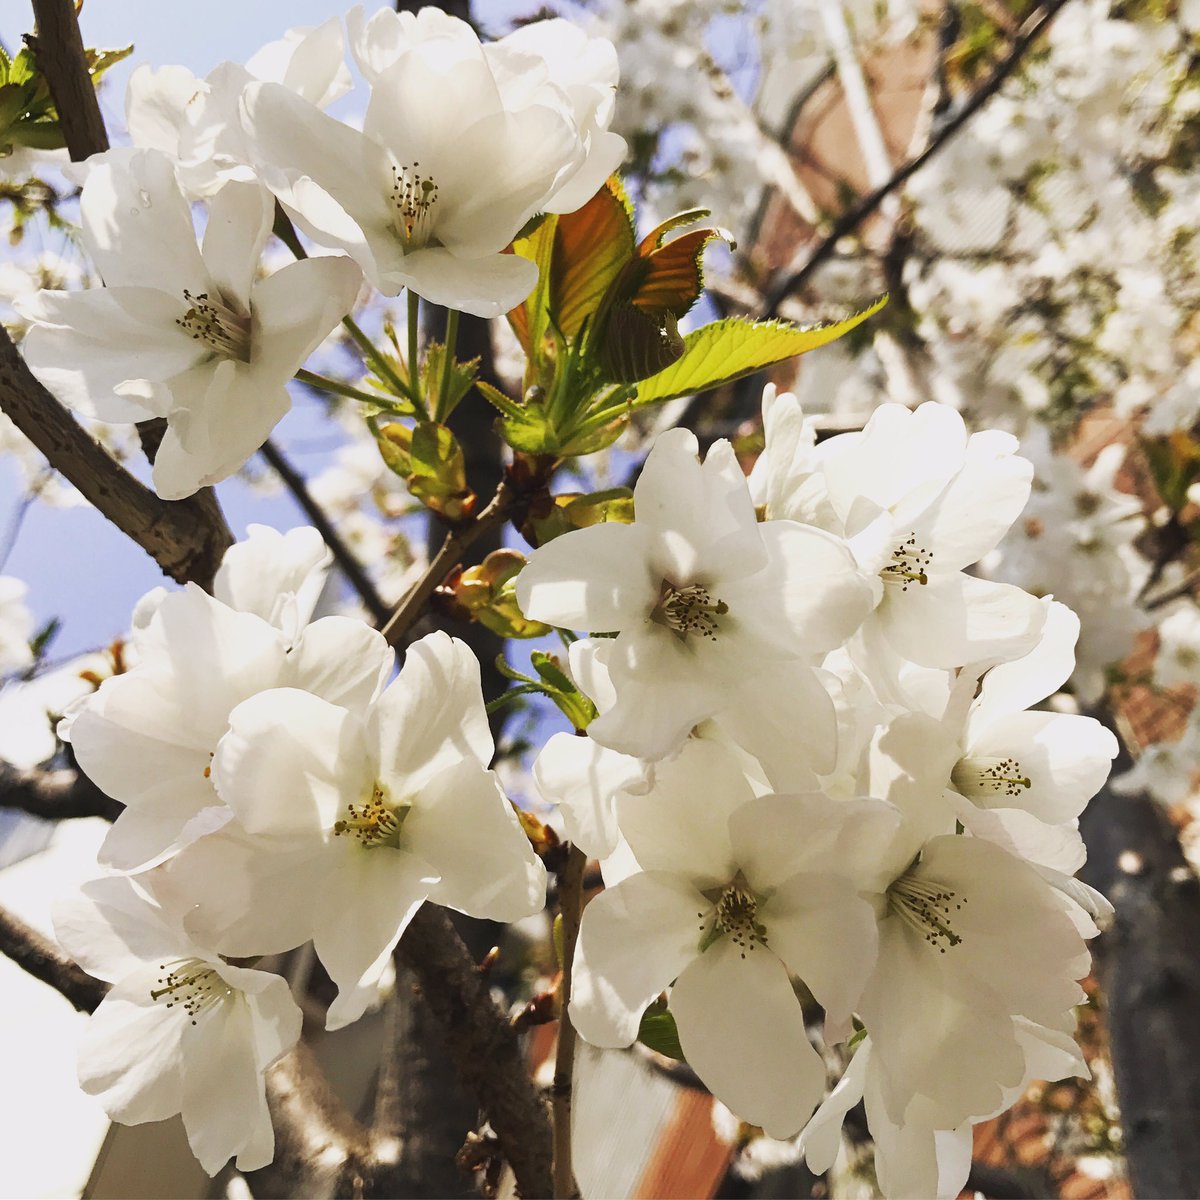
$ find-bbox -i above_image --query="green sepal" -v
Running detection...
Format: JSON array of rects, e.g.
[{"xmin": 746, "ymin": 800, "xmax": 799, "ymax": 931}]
[{"xmin": 637, "ymin": 1001, "xmax": 686, "ymax": 1061}]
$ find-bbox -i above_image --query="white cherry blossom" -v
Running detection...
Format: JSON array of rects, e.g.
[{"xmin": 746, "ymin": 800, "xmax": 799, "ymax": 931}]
[
  {"xmin": 755, "ymin": 392, "xmax": 1047, "ymax": 671},
  {"xmin": 62, "ymin": 579, "xmax": 391, "ymax": 873},
  {"xmin": 517, "ymin": 427, "xmax": 873, "ymax": 763},
  {"xmin": 241, "ymin": 30, "xmax": 585, "ymax": 317},
  {"xmin": 164, "ymin": 632, "xmax": 546, "ymax": 1029},
  {"xmin": 0, "ymin": 574, "xmax": 34, "ymax": 675},
  {"xmin": 54, "ymin": 874, "xmax": 301, "ymax": 1176},
  {"xmin": 346, "ymin": 7, "xmax": 626, "ymax": 213},
  {"xmin": 571, "ymin": 738, "xmax": 893, "ymax": 1138},
  {"xmin": 17, "ymin": 150, "xmax": 362, "ymax": 499}
]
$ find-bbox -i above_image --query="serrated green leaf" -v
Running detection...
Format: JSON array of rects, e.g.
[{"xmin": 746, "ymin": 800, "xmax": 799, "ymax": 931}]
[
  {"xmin": 421, "ymin": 342, "xmax": 478, "ymax": 422},
  {"xmin": 476, "ymin": 378, "xmax": 525, "ymax": 420},
  {"xmin": 633, "ymin": 297, "xmax": 888, "ymax": 406},
  {"xmin": 637, "ymin": 1006, "xmax": 686, "ymax": 1061}
]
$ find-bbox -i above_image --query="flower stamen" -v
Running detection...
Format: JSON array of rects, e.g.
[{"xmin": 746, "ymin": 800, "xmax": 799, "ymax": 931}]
[
  {"xmin": 652, "ymin": 580, "xmax": 728, "ymax": 641},
  {"xmin": 150, "ymin": 958, "xmax": 233, "ymax": 1025},
  {"xmin": 888, "ymin": 875, "xmax": 965, "ymax": 953},
  {"xmin": 701, "ymin": 874, "xmax": 768, "ymax": 959},
  {"xmin": 176, "ymin": 289, "xmax": 252, "ymax": 363},
  {"xmin": 951, "ymin": 755, "xmax": 1033, "ymax": 800},
  {"xmin": 391, "ymin": 161, "xmax": 440, "ymax": 250},
  {"xmin": 881, "ymin": 533, "xmax": 932, "ymax": 591},
  {"xmin": 333, "ymin": 784, "xmax": 403, "ymax": 848}
]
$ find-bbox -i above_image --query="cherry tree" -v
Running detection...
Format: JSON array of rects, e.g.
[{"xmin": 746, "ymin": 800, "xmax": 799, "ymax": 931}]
[{"xmin": 0, "ymin": 1, "xmax": 1195, "ymax": 1198}]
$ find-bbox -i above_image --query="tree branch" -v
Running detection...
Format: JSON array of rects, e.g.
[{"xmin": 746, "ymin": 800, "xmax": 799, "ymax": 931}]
[
  {"xmin": 0, "ymin": 903, "xmax": 107, "ymax": 1013},
  {"xmin": 397, "ymin": 903, "xmax": 553, "ymax": 1199},
  {"xmin": 759, "ymin": 0, "xmax": 1075, "ymax": 317},
  {"xmin": 552, "ymin": 846, "xmax": 586, "ymax": 1200},
  {"xmin": 1079, "ymin": 714, "xmax": 1200, "ymax": 1199},
  {"xmin": 28, "ymin": 0, "xmax": 109, "ymax": 161},
  {"xmin": 379, "ymin": 479, "xmax": 518, "ymax": 649},
  {"xmin": 260, "ymin": 438, "xmax": 391, "ymax": 625},
  {"xmin": 0, "ymin": 329, "xmax": 233, "ymax": 587},
  {"xmin": 0, "ymin": 761, "xmax": 122, "ymax": 821}
]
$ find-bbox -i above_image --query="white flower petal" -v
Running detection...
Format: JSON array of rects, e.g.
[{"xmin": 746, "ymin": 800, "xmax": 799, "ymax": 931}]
[
  {"xmin": 213, "ymin": 687, "xmax": 370, "ymax": 839},
  {"xmin": 286, "ymin": 616, "xmax": 393, "ymax": 713},
  {"xmin": 532, "ymin": 732, "xmax": 648, "ymax": 860},
  {"xmin": 671, "ymin": 940, "xmax": 825, "ymax": 1139},
  {"xmin": 315, "ymin": 849, "xmax": 435, "ymax": 1029},
  {"xmin": 78, "ymin": 969, "xmax": 185, "ymax": 1124},
  {"xmin": 407, "ymin": 757, "xmax": 547, "ymax": 922},
  {"xmin": 372, "ymin": 632, "xmax": 493, "ymax": 794},
  {"xmin": 571, "ymin": 870, "xmax": 706, "ymax": 1048},
  {"xmin": 515, "ymin": 521, "xmax": 656, "ymax": 631}
]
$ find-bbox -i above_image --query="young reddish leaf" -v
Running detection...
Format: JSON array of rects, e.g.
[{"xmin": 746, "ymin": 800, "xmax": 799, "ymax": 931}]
[{"xmin": 551, "ymin": 176, "xmax": 637, "ymax": 338}]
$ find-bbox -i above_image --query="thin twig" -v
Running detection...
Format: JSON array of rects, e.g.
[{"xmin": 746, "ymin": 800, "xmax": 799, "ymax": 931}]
[
  {"xmin": 759, "ymin": 0, "xmax": 1075, "ymax": 317},
  {"xmin": 1143, "ymin": 566, "xmax": 1200, "ymax": 612},
  {"xmin": 0, "ymin": 903, "xmax": 107, "ymax": 1013},
  {"xmin": 379, "ymin": 479, "xmax": 516, "ymax": 648},
  {"xmin": 260, "ymin": 438, "xmax": 390, "ymax": 625},
  {"xmin": 27, "ymin": 0, "xmax": 109, "ymax": 160},
  {"xmin": 552, "ymin": 845, "xmax": 586, "ymax": 1200}
]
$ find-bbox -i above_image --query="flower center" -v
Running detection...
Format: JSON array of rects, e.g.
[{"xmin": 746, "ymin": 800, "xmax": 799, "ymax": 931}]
[
  {"xmin": 699, "ymin": 874, "xmax": 769, "ymax": 958},
  {"xmin": 881, "ymin": 533, "xmax": 932, "ymax": 591},
  {"xmin": 951, "ymin": 755, "xmax": 1032, "ymax": 801},
  {"xmin": 391, "ymin": 161, "xmax": 440, "ymax": 251},
  {"xmin": 887, "ymin": 874, "xmax": 965, "ymax": 953},
  {"xmin": 175, "ymin": 289, "xmax": 252, "ymax": 362},
  {"xmin": 333, "ymin": 783, "xmax": 406, "ymax": 849},
  {"xmin": 150, "ymin": 958, "xmax": 233, "ymax": 1025},
  {"xmin": 652, "ymin": 579, "xmax": 728, "ymax": 641}
]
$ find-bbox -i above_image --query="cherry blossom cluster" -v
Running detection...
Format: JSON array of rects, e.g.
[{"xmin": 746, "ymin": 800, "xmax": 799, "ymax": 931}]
[
  {"xmin": 600, "ymin": 0, "xmax": 1200, "ymax": 822},
  {"xmin": 53, "ymin": 525, "xmax": 546, "ymax": 1172},
  {"xmin": 14, "ymin": 8, "xmax": 625, "ymax": 498},
  {"xmin": 524, "ymin": 394, "xmax": 1117, "ymax": 1197},
  {"xmin": 0, "ymin": 3, "xmax": 1148, "ymax": 1192}
]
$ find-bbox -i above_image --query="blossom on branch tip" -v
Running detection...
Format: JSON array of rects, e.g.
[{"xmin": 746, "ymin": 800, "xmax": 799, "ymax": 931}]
[{"xmin": 17, "ymin": 150, "xmax": 362, "ymax": 499}]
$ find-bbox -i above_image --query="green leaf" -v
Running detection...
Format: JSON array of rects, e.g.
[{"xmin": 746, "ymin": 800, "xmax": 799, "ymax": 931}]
[
  {"xmin": 632, "ymin": 298, "xmax": 888, "ymax": 406},
  {"xmin": 420, "ymin": 342, "xmax": 478, "ymax": 421},
  {"xmin": 637, "ymin": 1005, "xmax": 686, "ymax": 1061},
  {"xmin": 476, "ymin": 378, "xmax": 525, "ymax": 421},
  {"xmin": 85, "ymin": 45, "xmax": 134, "ymax": 83},
  {"xmin": 507, "ymin": 215, "xmax": 559, "ymax": 361}
]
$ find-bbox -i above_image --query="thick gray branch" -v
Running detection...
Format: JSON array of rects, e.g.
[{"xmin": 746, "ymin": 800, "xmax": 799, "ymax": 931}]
[
  {"xmin": 28, "ymin": 0, "xmax": 109, "ymax": 160},
  {"xmin": 0, "ymin": 328, "xmax": 233, "ymax": 588},
  {"xmin": 398, "ymin": 905, "xmax": 553, "ymax": 1199}
]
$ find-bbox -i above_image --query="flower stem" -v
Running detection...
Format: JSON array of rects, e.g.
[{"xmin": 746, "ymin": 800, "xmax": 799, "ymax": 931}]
[
  {"xmin": 294, "ymin": 367, "xmax": 408, "ymax": 411},
  {"xmin": 408, "ymin": 290, "xmax": 423, "ymax": 414},
  {"xmin": 552, "ymin": 844, "xmax": 587, "ymax": 1200},
  {"xmin": 437, "ymin": 307, "xmax": 460, "ymax": 422},
  {"xmin": 343, "ymin": 315, "xmax": 422, "ymax": 415}
]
